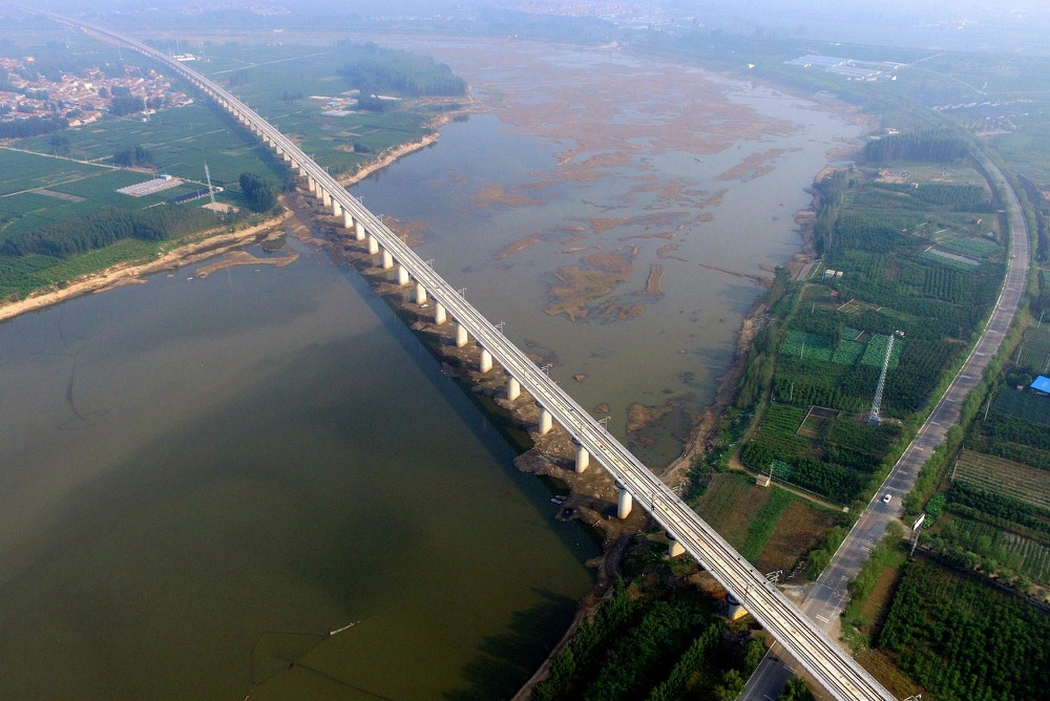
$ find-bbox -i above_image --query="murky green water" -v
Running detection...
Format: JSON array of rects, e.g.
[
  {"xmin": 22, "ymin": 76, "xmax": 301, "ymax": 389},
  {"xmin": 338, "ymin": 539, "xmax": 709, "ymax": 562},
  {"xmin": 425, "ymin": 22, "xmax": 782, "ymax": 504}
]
[{"xmin": 0, "ymin": 237, "xmax": 595, "ymax": 700}]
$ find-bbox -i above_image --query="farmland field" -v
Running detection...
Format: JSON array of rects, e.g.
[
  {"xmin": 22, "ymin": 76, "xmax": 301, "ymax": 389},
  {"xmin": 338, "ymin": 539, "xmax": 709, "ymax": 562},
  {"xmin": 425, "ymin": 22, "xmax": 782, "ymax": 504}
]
[
  {"xmin": 694, "ymin": 473, "xmax": 771, "ymax": 552},
  {"xmin": 755, "ymin": 499, "xmax": 839, "ymax": 576},
  {"xmin": 1012, "ymin": 323, "xmax": 1050, "ymax": 375},
  {"xmin": 992, "ymin": 388, "xmax": 1050, "ymax": 427},
  {"xmin": 17, "ymin": 103, "xmax": 280, "ymax": 186},
  {"xmin": 953, "ymin": 450, "xmax": 1050, "ymax": 511}
]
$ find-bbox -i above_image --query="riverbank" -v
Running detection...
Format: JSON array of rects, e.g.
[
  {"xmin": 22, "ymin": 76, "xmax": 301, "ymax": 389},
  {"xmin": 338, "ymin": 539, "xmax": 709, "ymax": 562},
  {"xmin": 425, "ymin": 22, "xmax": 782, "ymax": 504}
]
[{"xmin": 0, "ymin": 212, "xmax": 293, "ymax": 323}]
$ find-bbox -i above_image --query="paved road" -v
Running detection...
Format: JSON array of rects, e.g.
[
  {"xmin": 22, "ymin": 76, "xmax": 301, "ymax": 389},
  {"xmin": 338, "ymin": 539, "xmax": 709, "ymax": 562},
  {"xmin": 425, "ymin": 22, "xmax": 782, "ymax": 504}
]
[
  {"xmin": 740, "ymin": 154, "xmax": 1031, "ymax": 699},
  {"xmin": 52, "ymin": 11, "xmax": 901, "ymax": 700}
]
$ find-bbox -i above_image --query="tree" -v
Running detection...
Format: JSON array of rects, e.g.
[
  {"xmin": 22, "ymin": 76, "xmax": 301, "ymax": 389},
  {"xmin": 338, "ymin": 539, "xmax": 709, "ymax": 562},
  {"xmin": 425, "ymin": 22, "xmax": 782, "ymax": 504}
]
[
  {"xmin": 779, "ymin": 677, "xmax": 816, "ymax": 701},
  {"xmin": 239, "ymin": 172, "xmax": 278, "ymax": 212}
]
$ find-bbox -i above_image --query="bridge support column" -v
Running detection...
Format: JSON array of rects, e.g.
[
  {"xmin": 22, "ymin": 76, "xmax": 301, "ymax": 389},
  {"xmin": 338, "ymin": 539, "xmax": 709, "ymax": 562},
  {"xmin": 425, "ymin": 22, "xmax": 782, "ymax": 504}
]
[
  {"xmin": 480, "ymin": 348, "xmax": 493, "ymax": 373},
  {"xmin": 332, "ymin": 200, "xmax": 342, "ymax": 217},
  {"xmin": 343, "ymin": 211, "xmax": 353, "ymax": 229},
  {"xmin": 507, "ymin": 376, "xmax": 520, "ymax": 401},
  {"xmin": 455, "ymin": 322, "xmax": 469, "ymax": 348},
  {"xmin": 381, "ymin": 249, "xmax": 394, "ymax": 270},
  {"xmin": 276, "ymin": 145, "xmax": 283, "ymax": 157},
  {"xmin": 367, "ymin": 234, "xmax": 379, "ymax": 255},
  {"xmin": 616, "ymin": 482, "xmax": 633, "ymax": 519},
  {"xmin": 283, "ymin": 152, "xmax": 292, "ymax": 163},
  {"xmin": 415, "ymin": 283, "xmax": 428, "ymax": 305},
  {"xmin": 322, "ymin": 190, "xmax": 332, "ymax": 208},
  {"xmin": 573, "ymin": 438, "xmax": 590, "ymax": 473},
  {"xmin": 397, "ymin": 264, "xmax": 410, "ymax": 286},
  {"xmin": 667, "ymin": 532, "xmax": 685, "ymax": 558},
  {"xmin": 434, "ymin": 301, "xmax": 447, "ymax": 325},
  {"xmin": 538, "ymin": 407, "xmax": 552, "ymax": 435},
  {"xmin": 307, "ymin": 176, "xmax": 316, "ymax": 194},
  {"xmin": 355, "ymin": 221, "xmax": 366, "ymax": 241}
]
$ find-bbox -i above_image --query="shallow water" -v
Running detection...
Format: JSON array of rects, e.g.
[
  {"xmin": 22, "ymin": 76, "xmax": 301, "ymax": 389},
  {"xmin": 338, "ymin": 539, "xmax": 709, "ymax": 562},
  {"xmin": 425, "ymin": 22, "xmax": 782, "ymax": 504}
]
[
  {"xmin": 0, "ymin": 236, "xmax": 595, "ymax": 700},
  {"xmin": 353, "ymin": 40, "xmax": 866, "ymax": 464}
]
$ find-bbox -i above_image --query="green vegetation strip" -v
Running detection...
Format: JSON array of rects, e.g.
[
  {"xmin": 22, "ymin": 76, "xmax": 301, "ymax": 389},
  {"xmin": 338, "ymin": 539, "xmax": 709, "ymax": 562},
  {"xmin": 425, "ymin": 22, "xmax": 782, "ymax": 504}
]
[{"xmin": 876, "ymin": 558, "xmax": 1050, "ymax": 701}]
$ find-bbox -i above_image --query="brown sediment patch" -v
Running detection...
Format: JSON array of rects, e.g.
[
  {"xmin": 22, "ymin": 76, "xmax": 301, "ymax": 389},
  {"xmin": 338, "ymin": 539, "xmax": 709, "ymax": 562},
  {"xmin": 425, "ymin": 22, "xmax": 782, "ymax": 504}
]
[
  {"xmin": 590, "ymin": 216, "xmax": 634, "ymax": 235},
  {"xmin": 594, "ymin": 403, "xmax": 610, "ymax": 414},
  {"xmin": 382, "ymin": 216, "xmax": 428, "ymax": 246},
  {"xmin": 643, "ymin": 264, "xmax": 665, "ymax": 295},
  {"xmin": 697, "ymin": 212, "xmax": 714, "ymax": 223},
  {"xmin": 0, "ymin": 212, "xmax": 293, "ymax": 323},
  {"xmin": 544, "ymin": 246, "xmax": 638, "ymax": 321},
  {"xmin": 494, "ymin": 234, "xmax": 543, "ymax": 260},
  {"xmin": 715, "ymin": 148, "xmax": 796, "ymax": 182},
  {"xmin": 698, "ymin": 189, "xmax": 728, "ymax": 209},
  {"xmin": 626, "ymin": 400, "xmax": 676, "ymax": 433},
  {"xmin": 557, "ymin": 245, "xmax": 595, "ymax": 255},
  {"xmin": 194, "ymin": 250, "xmax": 299, "ymax": 278},
  {"xmin": 469, "ymin": 183, "xmax": 545, "ymax": 208},
  {"xmin": 617, "ymin": 231, "xmax": 677, "ymax": 242},
  {"xmin": 656, "ymin": 243, "xmax": 683, "ymax": 260}
]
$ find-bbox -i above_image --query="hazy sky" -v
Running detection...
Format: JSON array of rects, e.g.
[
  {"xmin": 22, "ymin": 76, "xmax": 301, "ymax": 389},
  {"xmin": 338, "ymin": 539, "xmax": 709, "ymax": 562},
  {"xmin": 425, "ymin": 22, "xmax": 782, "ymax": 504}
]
[{"xmin": 26, "ymin": 0, "xmax": 1050, "ymax": 53}]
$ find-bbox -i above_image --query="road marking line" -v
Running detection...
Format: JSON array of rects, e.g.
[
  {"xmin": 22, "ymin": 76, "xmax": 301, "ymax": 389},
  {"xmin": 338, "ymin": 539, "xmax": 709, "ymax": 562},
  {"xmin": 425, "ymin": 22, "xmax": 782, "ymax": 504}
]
[{"xmin": 816, "ymin": 615, "xmax": 829, "ymax": 623}]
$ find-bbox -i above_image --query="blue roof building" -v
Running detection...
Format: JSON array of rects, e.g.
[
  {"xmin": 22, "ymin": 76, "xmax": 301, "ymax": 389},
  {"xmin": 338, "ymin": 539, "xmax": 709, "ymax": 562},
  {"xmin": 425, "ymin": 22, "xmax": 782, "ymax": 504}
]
[{"xmin": 1031, "ymin": 376, "xmax": 1050, "ymax": 394}]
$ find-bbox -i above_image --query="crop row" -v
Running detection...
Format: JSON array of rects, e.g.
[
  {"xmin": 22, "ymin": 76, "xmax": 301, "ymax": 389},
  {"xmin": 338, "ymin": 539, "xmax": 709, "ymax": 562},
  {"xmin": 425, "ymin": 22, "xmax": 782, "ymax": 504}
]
[
  {"xmin": 876, "ymin": 559, "xmax": 1050, "ymax": 701},
  {"xmin": 954, "ymin": 450, "xmax": 1050, "ymax": 510}
]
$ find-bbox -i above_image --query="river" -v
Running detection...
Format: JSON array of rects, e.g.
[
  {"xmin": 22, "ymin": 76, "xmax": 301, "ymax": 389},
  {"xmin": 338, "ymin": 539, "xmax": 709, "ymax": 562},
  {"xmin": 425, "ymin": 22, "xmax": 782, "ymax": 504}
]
[
  {"xmin": 353, "ymin": 38, "xmax": 866, "ymax": 464},
  {"xmin": 0, "ymin": 37, "xmax": 864, "ymax": 701},
  {"xmin": 0, "ymin": 234, "xmax": 596, "ymax": 700}
]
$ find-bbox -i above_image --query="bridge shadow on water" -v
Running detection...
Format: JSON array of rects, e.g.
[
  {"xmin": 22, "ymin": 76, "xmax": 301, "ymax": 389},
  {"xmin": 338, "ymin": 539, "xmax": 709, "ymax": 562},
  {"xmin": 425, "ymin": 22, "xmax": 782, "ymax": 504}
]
[{"xmin": 444, "ymin": 589, "xmax": 578, "ymax": 701}]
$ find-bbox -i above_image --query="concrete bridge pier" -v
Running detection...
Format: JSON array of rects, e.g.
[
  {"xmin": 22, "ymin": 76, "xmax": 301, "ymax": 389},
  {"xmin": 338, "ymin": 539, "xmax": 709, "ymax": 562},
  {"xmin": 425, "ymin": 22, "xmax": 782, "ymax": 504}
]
[
  {"xmin": 322, "ymin": 190, "xmax": 332, "ymax": 209},
  {"xmin": 480, "ymin": 348, "xmax": 493, "ymax": 373},
  {"xmin": 397, "ymin": 264, "xmax": 410, "ymax": 286},
  {"xmin": 455, "ymin": 322, "xmax": 469, "ymax": 348},
  {"xmin": 507, "ymin": 375, "xmax": 521, "ymax": 401},
  {"xmin": 343, "ymin": 211, "xmax": 353, "ymax": 230},
  {"xmin": 616, "ymin": 482, "xmax": 633, "ymax": 519},
  {"xmin": 415, "ymin": 283, "xmax": 428, "ymax": 305},
  {"xmin": 667, "ymin": 532, "xmax": 685, "ymax": 558},
  {"xmin": 307, "ymin": 176, "xmax": 316, "ymax": 194},
  {"xmin": 381, "ymin": 248, "xmax": 394, "ymax": 270},
  {"xmin": 355, "ymin": 221, "xmax": 366, "ymax": 241},
  {"xmin": 538, "ymin": 407, "xmax": 553, "ymax": 435},
  {"xmin": 332, "ymin": 200, "xmax": 342, "ymax": 217},
  {"xmin": 367, "ymin": 234, "xmax": 380, "ymax": 255},
  {"xmin": 433, "ymin": 301, "xmax": 447, "ymax": 325},
  {"xmin": 573, "ymin": 437, "xmax": 590, "ymax": 473}
]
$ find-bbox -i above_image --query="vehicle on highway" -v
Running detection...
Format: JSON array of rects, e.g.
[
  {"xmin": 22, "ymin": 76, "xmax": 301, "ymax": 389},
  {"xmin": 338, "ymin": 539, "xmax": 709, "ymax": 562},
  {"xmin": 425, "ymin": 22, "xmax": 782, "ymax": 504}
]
[{"xmin": 882, "ymin": 493, "xmax": 892, "ymax": 504}]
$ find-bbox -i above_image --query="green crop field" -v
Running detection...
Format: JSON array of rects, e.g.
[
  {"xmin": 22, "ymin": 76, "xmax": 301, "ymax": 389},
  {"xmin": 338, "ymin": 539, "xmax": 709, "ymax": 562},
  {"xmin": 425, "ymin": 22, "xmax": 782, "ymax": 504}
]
[
  {"xmin": 953, "ymin": 450, "xmax": 1050, "ymax": 511},
  {"xmin": 16, "ymin": 103, "xmax": 280, "ymax": 186},
  {"xmin": 992, "ymin": 389, "xmax": 1050, "ymax": 427}
]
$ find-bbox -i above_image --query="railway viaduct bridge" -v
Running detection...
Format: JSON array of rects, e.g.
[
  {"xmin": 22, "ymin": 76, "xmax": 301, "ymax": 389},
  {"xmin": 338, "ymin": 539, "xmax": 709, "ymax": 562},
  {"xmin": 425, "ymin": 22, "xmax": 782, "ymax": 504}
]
[{"xmin": 54, "ymin": 14, "xmax": 898, "ymax": 701}]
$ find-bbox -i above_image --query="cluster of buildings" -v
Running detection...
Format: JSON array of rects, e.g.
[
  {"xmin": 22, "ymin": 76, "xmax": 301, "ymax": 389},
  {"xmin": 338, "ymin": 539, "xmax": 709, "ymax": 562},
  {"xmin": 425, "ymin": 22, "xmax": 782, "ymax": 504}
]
[{"xmin": 0, "ymin": 57, "xmax": 193, "ymax": 127}]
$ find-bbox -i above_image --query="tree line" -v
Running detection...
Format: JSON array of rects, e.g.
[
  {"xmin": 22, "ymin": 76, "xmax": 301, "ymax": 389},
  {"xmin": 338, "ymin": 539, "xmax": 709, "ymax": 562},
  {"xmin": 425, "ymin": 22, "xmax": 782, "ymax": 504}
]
[
  {"xmin": 1, "ymin": 205, "xmax": 218, "ymax": 258},
  {"xmin": 339, "ymin": 41, "xmax": 467, "ymax": 98},
  {"xmin": 863, "ymin": 128, "xmax": 970, "ymax": 164}
]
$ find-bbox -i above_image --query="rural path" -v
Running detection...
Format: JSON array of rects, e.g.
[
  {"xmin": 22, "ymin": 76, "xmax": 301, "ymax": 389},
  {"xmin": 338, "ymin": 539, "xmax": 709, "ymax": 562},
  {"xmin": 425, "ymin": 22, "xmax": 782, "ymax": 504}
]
[{"xmin": 739, "ymin": 153, "xmax": 1031, "ymax": 700}]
